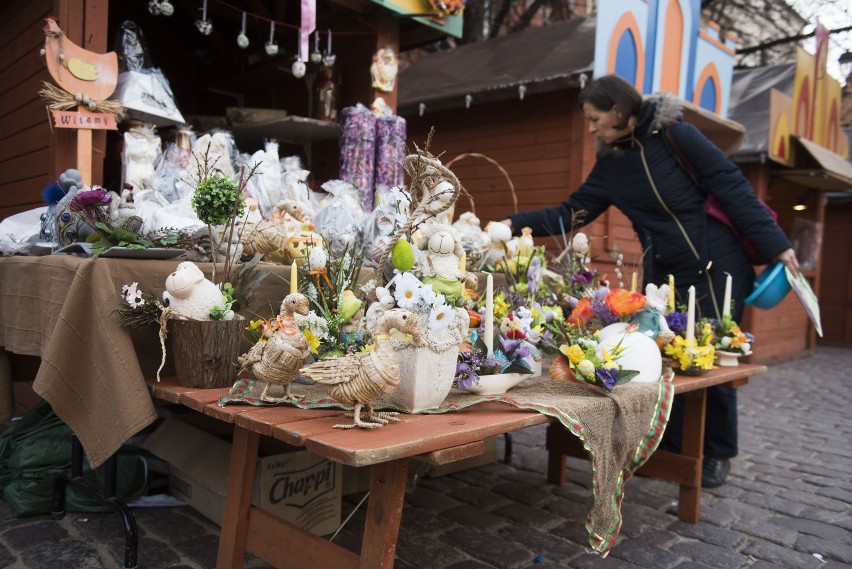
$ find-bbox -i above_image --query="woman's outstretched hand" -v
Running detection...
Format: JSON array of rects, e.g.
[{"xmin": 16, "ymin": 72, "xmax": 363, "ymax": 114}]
[{"xmin": 775, "ymin": 247, "xmax": 799, "ymax": 278}]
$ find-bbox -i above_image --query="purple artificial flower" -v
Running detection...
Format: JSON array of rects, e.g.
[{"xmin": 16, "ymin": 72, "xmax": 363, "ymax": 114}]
[
  {"xmin": 506, "ymin": 290, "xmax": 526, "ymax": 308},
  {"xmin": 455, "ymin": 361, "xmax": 478, "ymax": 390},
  {"xmin": 527, "ymin": 257, "xmax": 541, "ymax": 296},
  {"xmin": 591, "ymin": 288, "xmax": 619, "ymax": 325},
  {"xmin": 666, "ymin": 312, "xmax": 688, "ymax": 335},
  {"xmin": 514, "ymin": 344, "xmax": 531, "ymax": 359},
  {"xmin": 542, "ymin": 330, "xmax": 554, "ymax": 343},
  {"xmin": 572, "ymin": 268, "xmax": 595, "ymax": 285},
  {"xmin": 596, "ymin": 367, "xmax": 619, "ymax": 391},
  {"xmin": 499, "ymin": 335, "xmax": 521, "ymax": 355},
  {"xmin": 69, "ymin": 187, "xmax": 112, "ymax": 212},
  {"xmin": 564, "ymin": 296, "xmax": 579, "ymax": 309},
  {"xmin": 545, "ymin": 311, "xmax": 555, "ymax": 324}
]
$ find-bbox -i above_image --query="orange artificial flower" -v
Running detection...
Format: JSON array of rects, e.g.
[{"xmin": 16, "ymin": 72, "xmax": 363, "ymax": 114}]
[
  {"xmin": 605, "ymin": 288, "xmax": 647, "ymax": 316},
  {"xmin": 567, "ymin": 297, "xmax": 595, "ymax": 328}
]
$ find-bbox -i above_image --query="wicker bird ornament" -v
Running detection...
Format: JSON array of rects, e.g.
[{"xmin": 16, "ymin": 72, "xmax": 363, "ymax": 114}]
[
  {"xmin": 300, "ymin": 309, "xmax": 420, "ymax": 429},
  {"xmin": 238, "ymin": 292, "xmax": 311, "ymax": 403}
]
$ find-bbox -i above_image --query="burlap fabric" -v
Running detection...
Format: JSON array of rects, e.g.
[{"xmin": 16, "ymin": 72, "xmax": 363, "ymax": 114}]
[{"xmin": 220, "ymin": 371, "xmax": 674, "ymax": 555}]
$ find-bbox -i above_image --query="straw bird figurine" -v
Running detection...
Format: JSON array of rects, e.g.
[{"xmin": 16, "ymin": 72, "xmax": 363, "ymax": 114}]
[
  {"xmin": 238, "ymin": 293, "xmax": 310, "ymax": 403},
  {"xmin": 300, "ymin": 309, "xmax": 420, "ymax": 429}
]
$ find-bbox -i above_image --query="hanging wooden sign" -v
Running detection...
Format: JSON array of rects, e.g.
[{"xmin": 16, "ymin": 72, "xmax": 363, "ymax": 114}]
[{"xmin": 50, "ymin": 109, "xmax": 118, "ymax": 130}]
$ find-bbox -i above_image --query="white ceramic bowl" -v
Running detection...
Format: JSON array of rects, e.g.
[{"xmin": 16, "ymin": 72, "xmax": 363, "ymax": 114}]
[{"xmin": 462, "ymin": 372, "xmax": 529, "ymax": 395}]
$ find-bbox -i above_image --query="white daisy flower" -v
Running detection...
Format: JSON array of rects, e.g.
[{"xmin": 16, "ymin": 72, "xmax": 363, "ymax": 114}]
[
  {"xmin": 122, "ymin": 282, "xmax": 145, "ymax": 308},
  {"xmin": 394, "ymin": 273, "xmax": 422, "ymax": 309},
  {"xmin": 428, "ymin": 303, "xmax": 454, "ymax": 332}
]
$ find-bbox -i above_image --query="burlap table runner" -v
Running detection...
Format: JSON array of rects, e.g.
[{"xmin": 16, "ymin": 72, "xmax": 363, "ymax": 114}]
[{"xmin": 220, "ymin": 372, "xmax": 674, "ymax": 556}]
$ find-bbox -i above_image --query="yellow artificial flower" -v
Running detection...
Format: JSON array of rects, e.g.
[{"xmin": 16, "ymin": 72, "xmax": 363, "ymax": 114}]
[
  {"xmin": 559, "ymin": 344, "xmax": 586, "ymax": 365},
  {"xmin": 493, "ymin": 293, "xmax": 510, "ymax": 321},
  {"xmin": 302, "ymin": 329, "xmax": 322, "ymax": 355}
]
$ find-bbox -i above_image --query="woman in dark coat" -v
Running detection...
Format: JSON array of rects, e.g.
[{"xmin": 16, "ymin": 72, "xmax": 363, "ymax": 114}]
[{"xmin": 499, "ymin": 74, "xmax": 799, "ymax": 488}]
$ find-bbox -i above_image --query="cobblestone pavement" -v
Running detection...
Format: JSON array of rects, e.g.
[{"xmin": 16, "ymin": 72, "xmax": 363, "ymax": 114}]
[{"xmin": 0, "ymin": 346, "xmax": 850, "ymax": 568}]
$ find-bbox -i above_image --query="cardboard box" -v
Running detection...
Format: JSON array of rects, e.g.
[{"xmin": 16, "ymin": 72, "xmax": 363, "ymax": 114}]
[{"xmin": 142, "ymin": 416, "xmax": 342, "ymax": 536}]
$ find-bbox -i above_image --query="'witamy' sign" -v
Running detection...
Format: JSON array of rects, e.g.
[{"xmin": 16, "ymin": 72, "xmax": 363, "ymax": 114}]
[{"xmin": 50, "ymin": 109, "xmax": 117, "ymax": 130}]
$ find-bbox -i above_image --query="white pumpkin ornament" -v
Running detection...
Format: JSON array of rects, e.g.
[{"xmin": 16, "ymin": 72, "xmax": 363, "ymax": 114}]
[
  {"xmin": 159, "ymin": 1, "xmax": 174, "ymax": 16},
  {"xmin": 265, "ymin": 21, "xmax": 278, "ymax": 56},
  {"xmin": 291, "ymin": 59, "xmax": 306, "ymax": 78}
]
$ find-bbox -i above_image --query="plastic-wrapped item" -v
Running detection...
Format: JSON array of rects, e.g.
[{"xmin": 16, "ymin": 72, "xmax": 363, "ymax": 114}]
[
  {"xmin": 313, "ymin": 180, "xmax": 366, "ymax": 257},
  {"xmin": 339, "ymin": 104, "xmax": 376, "ymax": 212},
  {"xmin": 374, "ymin": 115, "xmax": 406, "ymax": 193},
  {"xmin": 241, "ymin": 141, "xmax": 283, "ymax": 217},
  {"xmin": 111, "ymin": 21, "xmax": 185, "ymax": 126},
  {"xmin": 363, "ymin": 186, "xmax": 410, "ymax": 267},
  {"xmin": 452, "ymin": 211, "xmax": 492, "ymax": 272},
  {"xmin": 187, "ymin": 131, "xmax": 236, "ymax": 181},
  {"xmin": 122, "ymin": 125, "xmax": 161, "ymax": 192}
]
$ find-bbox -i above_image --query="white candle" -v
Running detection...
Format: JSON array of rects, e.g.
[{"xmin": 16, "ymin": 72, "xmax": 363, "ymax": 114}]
[
  {"xmin": 686, "ymin": 285, "xmax": 696, "ymax": 344},
  {"xmin": 631, "ymin": 272, "xmax": 638, "ymax": 293},
  {"xmin": 484, "ymin": 273, "xmax": 494, "ymax": 356},
  {"xmin": 668, "ymin": 274, "xmax": 675, "ymax": 312},
  {"xmin": 722, "ymin": 273, "xmax": 732, "ymax": 317}
]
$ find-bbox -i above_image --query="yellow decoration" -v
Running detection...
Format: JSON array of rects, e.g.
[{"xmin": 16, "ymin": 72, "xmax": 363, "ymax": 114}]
[
  {"xmin": 68, "ymin": 57, "xmax": 99, "ymax": 81},
  {"xmin": 287, "ymin": 229, "xmax": 324, "ymax": 267},
  {"xmin": 290, "ymin": 261, "xmax": 298, "ymax": 294},
  {"xmin": 391, "ymin": 236, "xmax": 415, "ymax": 272}
]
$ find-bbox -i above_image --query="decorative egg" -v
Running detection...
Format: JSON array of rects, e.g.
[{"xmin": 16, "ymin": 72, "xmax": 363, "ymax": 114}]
[
  {"xmin": 287, "ymin": 229, "xmax": 324, "ymax": 266},
  {"xmin": 265, "ymin": 42, "xmax": 279, "ymax": 56},
  {"xmin": 237, "ymin": 33, "xmax": 249, "ymax": 49},
  {"xmin": 291, "ymin": 60, "xmax": 306, "ymax": 78},
  {"xmin": 159, "ymin": 1, "xmax": 174, "ymax": 16},
  {"xmin": 599, "ymin": 328, "xmax": 662, "ymax": 383}
]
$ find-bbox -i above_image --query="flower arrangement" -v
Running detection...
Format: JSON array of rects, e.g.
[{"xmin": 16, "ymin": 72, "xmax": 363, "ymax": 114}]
[
  {"xmin": 663, "ymin": 317, "xmax": 715, "ymax": 374},
  {"xmin": 290, "ymin": 241, "xmax": 370, "ymax": 359},
  {"xmin": 710, "ymin": 314, "xmax": 753, "ymax": 356},
  {"xmin": 454, "ymin": 335, "xmax": 533, "ymax": 390}
]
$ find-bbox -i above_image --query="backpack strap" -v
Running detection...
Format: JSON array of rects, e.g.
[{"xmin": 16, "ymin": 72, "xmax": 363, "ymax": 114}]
[{"xmin": 661, "ymin": 124, "xmax": 707, "ymax": 197}]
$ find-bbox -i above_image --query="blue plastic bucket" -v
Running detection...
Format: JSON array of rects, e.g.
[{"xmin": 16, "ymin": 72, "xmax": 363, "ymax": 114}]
[{"xmin": 744, "ymin": 262, "xmax": 791, "ymax": 310}]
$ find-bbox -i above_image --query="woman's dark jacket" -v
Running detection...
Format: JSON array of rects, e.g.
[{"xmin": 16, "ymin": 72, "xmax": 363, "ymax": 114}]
[{"xmin": 509, "ymin": 94, "xmax": 791, "ymax": 321}]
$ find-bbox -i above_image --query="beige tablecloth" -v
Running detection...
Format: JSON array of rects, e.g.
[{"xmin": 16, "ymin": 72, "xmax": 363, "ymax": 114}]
[{"xmin": 0, "ymin": 255, "xmax": 293, "ymax": 468}]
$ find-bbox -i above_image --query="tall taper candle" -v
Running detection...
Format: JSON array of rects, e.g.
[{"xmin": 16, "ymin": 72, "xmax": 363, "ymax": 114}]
[
  {"xmin": 668, "ymin": 274, "xmax": 675, "ymax": 312},
  {"xmin": 290, "ymin": 260, "xmax": 298, "ymax": 294},
  {"xmin": 685, "ymin": 285, "xmax": 696, "ymax": 343},
  {"xmin": 484, "ymin": 273, "xmax": 494, "ymax": 356},
  {"xmin": 631, "ymin": 272, "xmax": 638, "ymax": 293},
  {"xmin": 722, "ymin": 273, "xmax": 732, "ymax": 317}
]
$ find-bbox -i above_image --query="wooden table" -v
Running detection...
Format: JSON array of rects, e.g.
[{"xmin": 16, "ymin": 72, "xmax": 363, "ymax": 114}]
[
  {"xmin": 545, "ymin": 363, "xmax": 766, "ymax": 523},
  {"xmin": 148, "ymin": 363, "xmax": 765, "ymax": 568},
  {"xmin": 148, "ymin": 378, "xmax": 548, "ymax": 569}
]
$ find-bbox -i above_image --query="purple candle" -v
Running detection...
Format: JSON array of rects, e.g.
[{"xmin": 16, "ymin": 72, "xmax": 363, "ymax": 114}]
[
  {"xmin": 339, "ymin": 104, "xmax": 377, "ymax": 212},
  {"xmin": 375, "ymin": 115, "xmax": 406, "ymax": 193}
]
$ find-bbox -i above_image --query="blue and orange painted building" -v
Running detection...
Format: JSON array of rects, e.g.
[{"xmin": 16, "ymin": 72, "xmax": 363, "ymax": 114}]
[{"xmin": 594, "ymin": 0, "xmax": 736, "ymax": 116}]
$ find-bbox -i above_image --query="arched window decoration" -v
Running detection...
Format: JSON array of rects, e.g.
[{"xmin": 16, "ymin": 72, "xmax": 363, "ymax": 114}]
[
  {"xmin": 660, "ymin": 0, "xmax": 683, "ymax": 95},
  {"xmin": 694, "ymin": 62, "xmax": 721, "ymax": 114},
  {"xmin": 607, "ymin": 12, "xmax": 645, "ymax": 92}
]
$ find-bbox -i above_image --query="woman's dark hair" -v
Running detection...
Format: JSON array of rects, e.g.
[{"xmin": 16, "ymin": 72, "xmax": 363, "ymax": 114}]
[{"xmin": 578, "ymin": 74, "xmax": 643, "ymax": 130}]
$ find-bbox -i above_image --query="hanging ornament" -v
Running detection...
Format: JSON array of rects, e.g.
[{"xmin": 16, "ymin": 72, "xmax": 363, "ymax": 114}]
[
  {"xmin": 310, "ymin": 32, "xmax": 322, "ymax": 64},
  {"xmin": 195, "ymin": 0, "xmax": 212, "ymax": 35},
  {"xmin": 291, "ymin": 32, "xmax": 306, "ymax": 77},
  {"xmin": 265, "ymin": 20, "xmax": 279, "ymax": 56},
  {"xmin": 291, "ymin": 59, "xmax": 306, "ymax": 78},
  {"xmin": 159, "ymin": 1, "xmax": 174, "ymax": 16},
  {"xmin": 322, "ymin": 30, "xmax": 336, "ymax": 67},
  {"xmin": 237, "ymin": 12, "xmax": 250, "ymax": 49},
  {"xmin": 148, "ymin": 0, "xmax": 162, "ymax": 16}
]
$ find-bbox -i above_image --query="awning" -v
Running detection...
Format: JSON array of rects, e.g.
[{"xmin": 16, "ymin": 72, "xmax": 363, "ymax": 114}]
[
  {"xmin": 681, "ymin": 100, "xmax": 745, "ymax": 155},
  {"xmin": 773, "ymin": 136, "xmax": 852, "ymax": 191}
]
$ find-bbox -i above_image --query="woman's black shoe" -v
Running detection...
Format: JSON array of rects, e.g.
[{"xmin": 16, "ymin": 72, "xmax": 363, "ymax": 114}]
[{"xmin": 702, "ymin": 457, "xmax": 731, "ymax": 488}]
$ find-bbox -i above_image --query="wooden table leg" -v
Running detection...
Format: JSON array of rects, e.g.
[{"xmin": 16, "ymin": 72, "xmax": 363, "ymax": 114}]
[
  {"xmin": 359, "ymin": 458, "xmax": 409, "ymax": 569},
  {"xmin": 678, "ymin": 389, "xmax": 707, "ymax": 523},
  {"xmin": 217, "ymin": 426, "xmax": 260, "ymax": 569}
]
